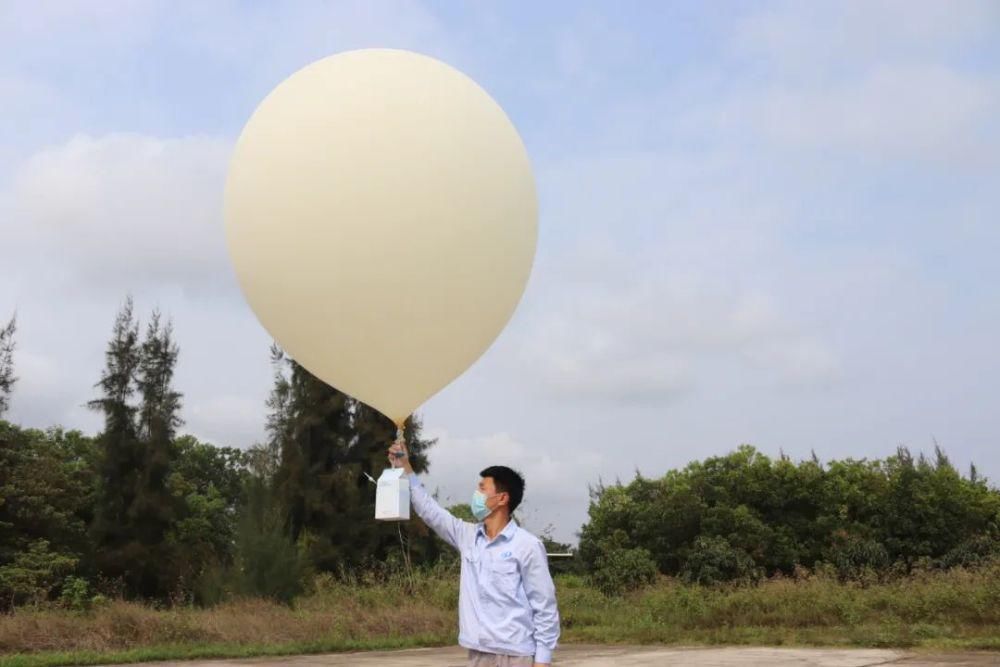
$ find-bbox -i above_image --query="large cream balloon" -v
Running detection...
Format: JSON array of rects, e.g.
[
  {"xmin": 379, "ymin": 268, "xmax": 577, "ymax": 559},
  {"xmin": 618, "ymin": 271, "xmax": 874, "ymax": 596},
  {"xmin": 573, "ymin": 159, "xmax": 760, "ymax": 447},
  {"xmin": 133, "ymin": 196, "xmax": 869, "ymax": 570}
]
[{"xmin": 225, "ymin": 49, "xmax": 537, "ymax": 425}]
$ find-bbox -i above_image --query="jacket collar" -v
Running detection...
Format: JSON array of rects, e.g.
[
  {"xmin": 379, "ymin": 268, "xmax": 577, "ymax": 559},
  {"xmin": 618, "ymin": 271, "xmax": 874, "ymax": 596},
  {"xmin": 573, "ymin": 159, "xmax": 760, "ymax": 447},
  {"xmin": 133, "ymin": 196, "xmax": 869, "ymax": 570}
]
[{"xmin": 477, "ymin": 517, "xmax": 518, "ymax": 543}]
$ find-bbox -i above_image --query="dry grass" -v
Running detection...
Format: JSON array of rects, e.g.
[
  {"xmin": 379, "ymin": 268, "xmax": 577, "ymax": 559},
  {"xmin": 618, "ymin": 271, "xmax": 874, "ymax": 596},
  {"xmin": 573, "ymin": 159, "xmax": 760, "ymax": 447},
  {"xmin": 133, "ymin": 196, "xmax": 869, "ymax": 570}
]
[
  {"xmin": 0, "ymin": 578, "xmax": 457, "ymax": 657},
  {"xmin": 2, "ymin": 562, "xmax": 999, "ymax": 666}
]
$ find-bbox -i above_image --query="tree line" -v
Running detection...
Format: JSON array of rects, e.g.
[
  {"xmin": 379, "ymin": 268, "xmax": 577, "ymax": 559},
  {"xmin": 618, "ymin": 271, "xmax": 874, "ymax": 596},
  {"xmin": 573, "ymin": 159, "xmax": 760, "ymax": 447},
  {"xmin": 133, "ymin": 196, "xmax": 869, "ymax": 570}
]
[
  {"xmin": 0, "ymin": 301, "xmax": 448, "ymax": 608},
  {"xmin": 578, "ymin": 444, "xmax": 1000, "ymax": 593},
  {"xmin": 2, "ymin": 304, "xmax": 998, "ymax": 606}
]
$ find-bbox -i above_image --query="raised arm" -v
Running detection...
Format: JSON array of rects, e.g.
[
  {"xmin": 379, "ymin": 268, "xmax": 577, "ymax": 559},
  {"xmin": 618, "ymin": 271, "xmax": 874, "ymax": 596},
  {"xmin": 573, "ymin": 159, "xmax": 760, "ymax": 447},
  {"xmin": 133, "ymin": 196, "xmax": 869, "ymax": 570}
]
[{"xmin": 388, "ymin": 440, "xmax": 471, "ymax": 550}]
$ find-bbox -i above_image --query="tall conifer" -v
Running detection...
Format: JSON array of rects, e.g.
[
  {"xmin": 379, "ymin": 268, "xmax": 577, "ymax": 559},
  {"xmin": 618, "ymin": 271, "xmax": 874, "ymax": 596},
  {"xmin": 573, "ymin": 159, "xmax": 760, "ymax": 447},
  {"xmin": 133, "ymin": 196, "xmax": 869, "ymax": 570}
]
[{"xmin": 0, "ymin": 315, "xmax": 15, "ymax": 417}]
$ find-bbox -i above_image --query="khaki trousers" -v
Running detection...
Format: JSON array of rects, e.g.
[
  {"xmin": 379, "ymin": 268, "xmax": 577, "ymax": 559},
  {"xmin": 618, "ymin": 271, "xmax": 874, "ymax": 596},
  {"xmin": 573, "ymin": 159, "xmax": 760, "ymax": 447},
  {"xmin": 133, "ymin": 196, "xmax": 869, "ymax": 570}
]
[{"xmin": 467, "ymin": 648, "xmax": 534, "ymax": 666}]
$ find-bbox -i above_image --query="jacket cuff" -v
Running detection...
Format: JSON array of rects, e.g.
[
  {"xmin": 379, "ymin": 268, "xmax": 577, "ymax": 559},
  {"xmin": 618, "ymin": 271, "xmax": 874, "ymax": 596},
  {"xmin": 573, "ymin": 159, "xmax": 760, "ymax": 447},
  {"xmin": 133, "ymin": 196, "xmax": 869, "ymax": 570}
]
[{"xmin": 534, "ymin": 644, "xmax": 553, "ymax": 664}]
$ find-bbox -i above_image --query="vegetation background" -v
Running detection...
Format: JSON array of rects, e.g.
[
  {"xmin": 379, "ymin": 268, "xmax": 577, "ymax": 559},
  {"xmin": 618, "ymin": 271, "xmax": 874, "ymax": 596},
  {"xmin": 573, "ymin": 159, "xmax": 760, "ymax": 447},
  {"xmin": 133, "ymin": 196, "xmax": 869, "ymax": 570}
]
[{"xmin": 0, "ymin": 305, "xmax": 997, "ymax": 665}]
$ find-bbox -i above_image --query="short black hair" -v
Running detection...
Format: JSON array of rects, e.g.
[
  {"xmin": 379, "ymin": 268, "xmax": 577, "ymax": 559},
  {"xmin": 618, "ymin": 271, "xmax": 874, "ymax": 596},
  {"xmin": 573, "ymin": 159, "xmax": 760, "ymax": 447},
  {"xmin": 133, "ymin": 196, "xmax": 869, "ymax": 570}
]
[{"xmin": 480, "ymin": 466, "xmax": 525, "ymax": 514}]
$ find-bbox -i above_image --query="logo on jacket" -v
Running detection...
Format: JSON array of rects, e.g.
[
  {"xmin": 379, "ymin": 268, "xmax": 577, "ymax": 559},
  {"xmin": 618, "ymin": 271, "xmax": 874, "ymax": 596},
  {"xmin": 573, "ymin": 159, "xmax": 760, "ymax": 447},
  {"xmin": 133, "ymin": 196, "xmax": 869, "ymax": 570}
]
[{"xmin": 501, "ymin": 551, "xmax": 513, "ymax": 558}]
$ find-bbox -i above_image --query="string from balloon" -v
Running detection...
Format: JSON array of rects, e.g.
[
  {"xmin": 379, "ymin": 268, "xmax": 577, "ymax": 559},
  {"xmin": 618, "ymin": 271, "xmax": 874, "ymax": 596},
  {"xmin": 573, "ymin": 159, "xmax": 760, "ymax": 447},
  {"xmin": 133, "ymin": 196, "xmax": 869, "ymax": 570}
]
[
  {"xmin": 393, "ymin": 422, "xmax": 414, "ymax": 590},
  {"xmin": 397, "ymin": 522, "xmax": 415, "ymax": 592}
]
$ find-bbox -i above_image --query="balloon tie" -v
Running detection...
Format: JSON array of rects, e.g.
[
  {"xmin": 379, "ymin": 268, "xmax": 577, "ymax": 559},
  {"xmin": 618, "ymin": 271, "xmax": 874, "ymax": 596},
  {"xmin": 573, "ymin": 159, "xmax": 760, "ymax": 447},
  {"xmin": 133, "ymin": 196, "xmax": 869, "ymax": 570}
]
[{"xmin": 390, "ymin": 424, "xmax": 407, "ymax": 462}]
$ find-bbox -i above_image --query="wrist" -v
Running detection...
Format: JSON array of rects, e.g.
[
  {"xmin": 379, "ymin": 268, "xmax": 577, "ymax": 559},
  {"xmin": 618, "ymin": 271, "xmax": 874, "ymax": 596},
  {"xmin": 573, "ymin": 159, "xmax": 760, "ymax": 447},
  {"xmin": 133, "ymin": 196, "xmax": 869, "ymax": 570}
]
[{"xmin": 534, "ymin": 645, "xmax": 553, "ymax": 664}]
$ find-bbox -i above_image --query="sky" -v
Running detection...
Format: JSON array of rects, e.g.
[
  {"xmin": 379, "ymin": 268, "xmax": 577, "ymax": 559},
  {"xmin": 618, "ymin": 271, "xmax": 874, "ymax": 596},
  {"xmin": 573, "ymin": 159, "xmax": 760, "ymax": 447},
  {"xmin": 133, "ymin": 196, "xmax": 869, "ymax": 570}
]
[{"xmin": 2, "ymin": 1, "xmax": 999, "ymax": 543}]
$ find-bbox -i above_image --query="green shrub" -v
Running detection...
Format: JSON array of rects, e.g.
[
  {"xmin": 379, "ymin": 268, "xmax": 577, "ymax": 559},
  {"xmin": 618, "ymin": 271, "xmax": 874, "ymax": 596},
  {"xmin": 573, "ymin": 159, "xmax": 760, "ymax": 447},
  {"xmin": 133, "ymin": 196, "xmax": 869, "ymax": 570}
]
[
  {"xmin": 0, "ymin": 540, "xmax": 78, "ymax": 608},
  {"xmin": 938, "ymin": 534, "xmax": 1000, "ymax": 569},
  {"xmin": 231, "ymin": 478, "xmax": 310, "ymax": 605},
  {"xmin": 191, "ymin": 561, "xmax": 230, "ymax": 607},
  {"xmin": 589, "ymin": 546, "xmax": 657, "ymax": 596},
  {"xmin": 578, "ymin": 446, "xmax": 1000, "ymax": 582},
  {"xmin": 828, "ymin": 535, "xmax": 890, "ymax": 581},
  {"xmin": 681, "ymin": 535, "xmax": 761, "ymax": 585},
  {"xmin": 58, "ymin": 575, "xmax": 92, "ymax": 611}
]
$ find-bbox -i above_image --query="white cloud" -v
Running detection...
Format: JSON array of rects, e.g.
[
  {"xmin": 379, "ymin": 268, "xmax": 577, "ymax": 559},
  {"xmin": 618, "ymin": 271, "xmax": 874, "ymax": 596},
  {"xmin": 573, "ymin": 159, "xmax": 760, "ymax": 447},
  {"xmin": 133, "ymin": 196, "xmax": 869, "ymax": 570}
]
[
  {"xmin": 517, "ymin": 248, "xmax": 841, "ymax": 404},
  {"xmin": 12, "ymin": 349, "xmax": 60, "ymax": 397},
  {"xmin": 504, "ymin": 147, "xmax": 841, "ymax": 407},
  {"xmin": 531, "ymin": 2, "xmax": 999, "ymax": 172},
  {"xmin": 1, "ymin": 132, "xmax": 272, "ymax": 446},
  {"xmin": 8, "ymin": 133, "xmax": 233, "ymax": 292},
  {"xmin": 187, "ymin": 394, "xmax": 266, "ymax": 449},
  {"xmin": 5, "ymin": 347, "xmax": 99, "ymax": 432}
]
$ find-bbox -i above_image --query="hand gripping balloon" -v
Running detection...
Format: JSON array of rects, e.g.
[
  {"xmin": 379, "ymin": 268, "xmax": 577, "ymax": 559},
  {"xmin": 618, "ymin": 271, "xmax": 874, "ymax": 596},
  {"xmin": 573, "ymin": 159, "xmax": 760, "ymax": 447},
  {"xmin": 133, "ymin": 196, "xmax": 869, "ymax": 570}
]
[{"xmin": 225, "ymin": 49, "xmax": 537, "ymax": 450}]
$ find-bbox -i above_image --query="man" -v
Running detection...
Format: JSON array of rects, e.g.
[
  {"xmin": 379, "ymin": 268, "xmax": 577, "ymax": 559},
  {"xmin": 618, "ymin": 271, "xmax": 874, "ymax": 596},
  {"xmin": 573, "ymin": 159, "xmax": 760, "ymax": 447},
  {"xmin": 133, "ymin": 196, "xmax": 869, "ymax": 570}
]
[{"xmin": 388, "ymin": 440, "xmax": 560, "ymax": 667}]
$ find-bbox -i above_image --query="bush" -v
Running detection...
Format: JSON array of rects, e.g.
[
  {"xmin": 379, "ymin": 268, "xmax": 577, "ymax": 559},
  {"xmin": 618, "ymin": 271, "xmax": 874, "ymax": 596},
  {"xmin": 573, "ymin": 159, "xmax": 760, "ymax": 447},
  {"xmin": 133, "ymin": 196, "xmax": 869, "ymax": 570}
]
[
  {"xmin": 938, "ymin": 534, "xmax": 1000, "ymax": 569},
  {"xmin": 192, "ymin": 561, "xmax": 229, "ymax": 607},
  {"xmin": 231, "ymin": 479, "xmax": 310, "ymax": 605},
  {"xmin": 58, "ymin": 575, "xmax": 92, "ymax": 611},
  {"xmin": 680, "ymin": 535, "xmax": 761, "ymax": 586},
  {"xmin": 828, "ymin": 535, "xmax": 890, "ymax": 581},
  {"xmin": 589, "ymin": 546, "xmax": 658, "ymax": 596},
  {"xmin": 577, "ymin": 446, "xmax": 1000, "ymax": 583},
  {"xmin": 0, "ymin": 540, "xmax": 78, "ymax": 608}
]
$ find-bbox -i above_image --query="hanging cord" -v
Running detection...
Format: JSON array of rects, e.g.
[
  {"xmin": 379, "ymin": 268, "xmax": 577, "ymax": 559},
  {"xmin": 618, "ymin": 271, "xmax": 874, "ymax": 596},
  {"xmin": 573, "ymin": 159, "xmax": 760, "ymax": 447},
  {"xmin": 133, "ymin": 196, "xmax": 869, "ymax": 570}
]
[
  {"xmin": 394, "ymin": 426, "xmax": 416, "ymax": 592},
  {"xmin": 366, "ymin": 425, "xmax": 416, "ymax": 593},
  {"xmin": 397, "ymin": 522, "xmax": 416, "ymax": 593},
  {"xmin": 363, "ymin": 473, "xmax": 415, "ymax": 592}
]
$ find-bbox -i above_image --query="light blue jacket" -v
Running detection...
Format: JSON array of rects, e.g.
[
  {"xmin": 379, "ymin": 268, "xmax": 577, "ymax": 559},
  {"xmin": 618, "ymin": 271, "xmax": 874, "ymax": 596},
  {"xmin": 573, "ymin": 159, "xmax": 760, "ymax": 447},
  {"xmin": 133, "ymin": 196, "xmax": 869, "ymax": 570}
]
[{"xmin": 409, "ymin": 474, "xmax": 560, "ymax": 663}]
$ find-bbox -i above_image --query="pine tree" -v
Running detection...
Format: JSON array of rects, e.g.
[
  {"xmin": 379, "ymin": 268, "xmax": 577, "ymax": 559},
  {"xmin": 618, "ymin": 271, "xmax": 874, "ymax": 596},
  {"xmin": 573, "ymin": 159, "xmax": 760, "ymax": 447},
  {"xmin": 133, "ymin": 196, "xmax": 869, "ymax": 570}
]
[
  {"xmin": 252, "ymin": 344, "xmax": 291, "ymax": 482},
  {"xmin": 88, "ymin": 299, "xmax": 142, "ymax": 592},
  {"xmin": 273, "ymin": 358, "xmax": 355, "ymax": 571},
  {"xmin": 221, "ymin": 345, "xmax": 310, "ymax": 603},
  {"xmin": 232, "ymin": 475, "xmax": 308, "ymax": 605},
  {"xmin": 88, "ymin": 300, "xmax": 185, "ymax": 599},
  {"xmin": 133, "ymin": 311, "xmax": 183, "ymax": 597},
  {"xmin": 0, "ymin": 314, "xmax": 16, "ymax": 417},
  {"xmin": 137, "ymin": 311, "xmax": 183, "ymax": 445}
]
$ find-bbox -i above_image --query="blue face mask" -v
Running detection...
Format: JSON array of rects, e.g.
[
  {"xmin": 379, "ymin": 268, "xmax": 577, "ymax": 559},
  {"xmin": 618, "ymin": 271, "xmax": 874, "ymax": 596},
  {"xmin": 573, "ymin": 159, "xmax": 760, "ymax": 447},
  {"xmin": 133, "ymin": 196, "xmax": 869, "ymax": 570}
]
[{"xmin": 470, "ymin": 490, "xmax": 498, "ymax": 521}]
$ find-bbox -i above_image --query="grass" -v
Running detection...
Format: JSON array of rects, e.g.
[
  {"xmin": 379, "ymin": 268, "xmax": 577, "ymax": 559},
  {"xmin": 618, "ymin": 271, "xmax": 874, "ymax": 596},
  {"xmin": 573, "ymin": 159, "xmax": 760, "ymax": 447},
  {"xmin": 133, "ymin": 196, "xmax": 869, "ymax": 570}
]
[
  {"xmin": 0, "ymin": 637, "xmax": 449, "ymax": 667},
  {"xmin": 2, "ymin": 562, "xmax": 999, "ymax": 666},
  {"xmin": 557, "ymin": 565, "xmax": 1000, "ymax": 650}
]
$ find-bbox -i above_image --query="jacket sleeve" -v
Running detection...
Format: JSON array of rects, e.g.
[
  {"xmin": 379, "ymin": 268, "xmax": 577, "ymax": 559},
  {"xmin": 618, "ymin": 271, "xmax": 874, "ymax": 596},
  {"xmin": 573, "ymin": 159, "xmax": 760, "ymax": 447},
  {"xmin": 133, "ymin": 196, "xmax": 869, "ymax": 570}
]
[
  {"xmin": 408, "ymin": 474, "xmax": 471, "ymax": 550},
  {"xmin": 522, "ymin": 538, "xmax": 560, "ymax": 664}
]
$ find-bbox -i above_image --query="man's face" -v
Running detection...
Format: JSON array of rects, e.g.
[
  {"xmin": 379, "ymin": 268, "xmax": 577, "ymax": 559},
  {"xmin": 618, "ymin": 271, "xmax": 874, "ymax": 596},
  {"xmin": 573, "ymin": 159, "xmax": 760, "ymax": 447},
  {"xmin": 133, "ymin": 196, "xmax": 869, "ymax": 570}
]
[{"xmin": 478, "ymin": 476, "xmax": 507, "ymax": 511}]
